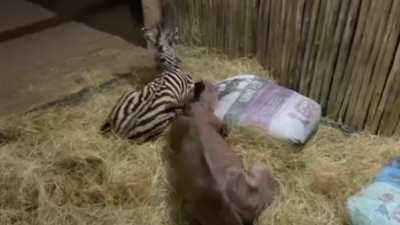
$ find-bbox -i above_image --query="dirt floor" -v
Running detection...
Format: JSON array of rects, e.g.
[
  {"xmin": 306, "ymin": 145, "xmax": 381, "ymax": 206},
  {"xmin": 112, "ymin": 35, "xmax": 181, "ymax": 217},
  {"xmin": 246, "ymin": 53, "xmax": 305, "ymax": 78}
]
[
  {"xmin": 0, "ymin": 2, "xmax": 399, "ymax": 225},
  {"xmin": 0, "ymin": 46, "xmax": 399, "ymax": 225},
  {"xmin": 0, "ymin": 1, "xmax": 146, "ymax": 117}
]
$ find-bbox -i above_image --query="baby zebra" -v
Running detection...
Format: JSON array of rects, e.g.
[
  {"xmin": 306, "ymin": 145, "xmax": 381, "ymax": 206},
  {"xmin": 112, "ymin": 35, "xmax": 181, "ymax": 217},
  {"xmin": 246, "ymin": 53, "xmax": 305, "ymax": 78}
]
[{"xmin": 100, "ymin": 25, "xmax": 195, "ymax": 142}]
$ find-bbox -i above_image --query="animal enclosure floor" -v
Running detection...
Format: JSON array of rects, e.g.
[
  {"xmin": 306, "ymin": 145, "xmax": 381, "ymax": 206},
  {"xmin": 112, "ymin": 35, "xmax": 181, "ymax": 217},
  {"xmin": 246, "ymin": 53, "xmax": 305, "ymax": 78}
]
[
  {"xmin": 0, "ymin": 47, "xmax": 399, "ymax": 225},
  {"xmin": 0, "ymin": 0, "xmax": 54, "ymax": 33},
  {"xmin": 0, "ymin": 16, "xmax": 152, "ymax": 117}
]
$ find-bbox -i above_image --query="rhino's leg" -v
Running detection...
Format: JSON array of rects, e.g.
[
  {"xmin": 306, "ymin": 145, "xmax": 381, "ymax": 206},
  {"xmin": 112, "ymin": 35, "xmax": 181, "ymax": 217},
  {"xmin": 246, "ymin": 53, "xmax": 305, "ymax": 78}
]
[
  {"xmin": 225, "ymin": 164, "xmax": 275, "ymax": 222},
  {"xmin": 209, "ymin": 115, "xmax": 229, "ymax": 138}
]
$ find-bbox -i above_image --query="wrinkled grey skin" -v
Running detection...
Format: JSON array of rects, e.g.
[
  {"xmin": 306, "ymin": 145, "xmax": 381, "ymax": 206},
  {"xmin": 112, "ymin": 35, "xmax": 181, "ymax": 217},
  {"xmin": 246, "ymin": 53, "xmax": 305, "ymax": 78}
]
[{"xmin": 167, "ymin": 80, "xmax": 276, "ymax": 225}]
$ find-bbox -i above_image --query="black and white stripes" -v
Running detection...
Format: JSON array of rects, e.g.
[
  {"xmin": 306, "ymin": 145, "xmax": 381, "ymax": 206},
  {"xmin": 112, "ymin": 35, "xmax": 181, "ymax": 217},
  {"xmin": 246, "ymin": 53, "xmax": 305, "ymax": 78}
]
[{"xmin": 100, "ymin": 25, "xmax": 195, "ymax": 142}]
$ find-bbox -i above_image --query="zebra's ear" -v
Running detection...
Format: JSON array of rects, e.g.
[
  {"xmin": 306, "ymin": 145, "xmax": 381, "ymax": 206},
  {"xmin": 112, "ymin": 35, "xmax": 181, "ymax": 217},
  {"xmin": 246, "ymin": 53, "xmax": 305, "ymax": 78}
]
[
  {"xmin": 162, "ymin": 27, "xmax": 179, "ymax": 47},
  {"xmin": 143, "ymin": 24, "xmax": 160, "ymax": 44},
  {"xmin": 171, "ymin": 27, "xmax": 180, "ymax": 44}
]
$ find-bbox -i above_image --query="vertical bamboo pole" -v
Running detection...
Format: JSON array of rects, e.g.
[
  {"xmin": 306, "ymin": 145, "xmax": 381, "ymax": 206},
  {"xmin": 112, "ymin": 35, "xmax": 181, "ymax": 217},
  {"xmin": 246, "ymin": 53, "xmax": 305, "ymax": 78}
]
[
  {"xmin": 141, "ymin": 0, "xmax": 163, "ymax": 55},
  {"xmin": 142, "ymin": 0, "xmax": 163, "ymax": 29}
]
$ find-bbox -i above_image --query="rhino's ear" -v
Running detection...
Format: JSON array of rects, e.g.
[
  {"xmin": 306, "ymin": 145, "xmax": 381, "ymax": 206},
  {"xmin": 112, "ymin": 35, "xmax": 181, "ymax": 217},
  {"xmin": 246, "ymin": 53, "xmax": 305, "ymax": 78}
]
[
  {"xmin": 182, "ymin": 102, "xmax": 193, "ymax": 117},
  {"xmin": 192, "ymin": 81, "xmax": 206, "ymax": 102}
]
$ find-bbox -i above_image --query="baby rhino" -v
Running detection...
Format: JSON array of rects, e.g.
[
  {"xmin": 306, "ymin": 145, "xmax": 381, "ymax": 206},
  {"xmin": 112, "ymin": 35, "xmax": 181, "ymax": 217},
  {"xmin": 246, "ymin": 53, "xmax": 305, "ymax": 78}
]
[{"xmin": 167, "ymin": 80, "xmax": 276, "ymax": 225}]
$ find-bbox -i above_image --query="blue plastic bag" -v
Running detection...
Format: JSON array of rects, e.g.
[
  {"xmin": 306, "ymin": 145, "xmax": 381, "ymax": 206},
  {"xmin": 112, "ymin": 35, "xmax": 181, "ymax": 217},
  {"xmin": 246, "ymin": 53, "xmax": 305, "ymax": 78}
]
[{"xmin": 347, "ymin": 158, "xmax": 400, "ymax": 225}]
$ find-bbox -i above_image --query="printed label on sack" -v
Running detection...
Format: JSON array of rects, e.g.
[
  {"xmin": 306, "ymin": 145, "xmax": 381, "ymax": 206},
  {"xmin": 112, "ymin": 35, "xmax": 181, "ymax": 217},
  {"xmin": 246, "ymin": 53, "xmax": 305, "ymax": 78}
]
[
  {"xmin": 288, "ymin": 98, "xmax": 321, "ymax": 127},
  {"xmin": 375, "ymin": 192, "xmax": 400, "ymax": 222},
  {"xmin": 239, "ymin": 82, "xmax": 292, "ymax": 128},
  {"xmin": 216, "ymin": 77, "xmax": 268, "ymax": 123},
  {"xmin": 215, "ymin": 75, "xmax": 322, "ymax": 143},
  {"xmin": 348, "ymin": 182, "xmax": 400, "ymax": 225},
  {"xmin": 216, "ymin": 77, "xmax": 293, "ymax": 127}
]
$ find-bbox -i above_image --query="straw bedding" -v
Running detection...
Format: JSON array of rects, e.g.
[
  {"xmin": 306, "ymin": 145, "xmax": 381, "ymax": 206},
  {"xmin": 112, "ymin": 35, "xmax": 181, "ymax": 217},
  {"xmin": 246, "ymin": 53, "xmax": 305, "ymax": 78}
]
[{"xmin": 0, "ymin": 47, "xmax": 399, "ymax": 225}]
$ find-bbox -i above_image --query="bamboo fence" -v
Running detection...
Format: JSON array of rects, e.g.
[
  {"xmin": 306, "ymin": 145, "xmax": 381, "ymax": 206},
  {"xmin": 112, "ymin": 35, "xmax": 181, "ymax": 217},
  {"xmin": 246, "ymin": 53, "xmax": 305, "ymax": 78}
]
[{"xmin": 173, "ymin": 0, "xmax": 400, "ymax": 136}]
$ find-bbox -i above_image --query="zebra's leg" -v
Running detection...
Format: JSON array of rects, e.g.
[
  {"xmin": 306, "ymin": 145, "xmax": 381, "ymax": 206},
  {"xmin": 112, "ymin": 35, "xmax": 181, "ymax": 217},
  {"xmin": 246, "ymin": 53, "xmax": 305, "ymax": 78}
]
[
  {"xmin": 165, "ymin": 102, "xmax": 185, "ymax": 116},
  {"xmin": 130, "ymin": 113, "xmax": 174, "ymax": 143},
  {"xmin": 142, "ymin": 128, "xmax": 165, "ymax": 142},
  {"xmin": 146, "ymin": 115, "xmax": 175, "ymax": 140}
]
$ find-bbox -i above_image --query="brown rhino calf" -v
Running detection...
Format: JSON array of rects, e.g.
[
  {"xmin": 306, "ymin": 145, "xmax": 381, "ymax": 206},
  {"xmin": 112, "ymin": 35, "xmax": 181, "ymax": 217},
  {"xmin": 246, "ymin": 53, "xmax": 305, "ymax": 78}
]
[{"xmin": 167, "ymin": 80, "xmax": 276, "ymax": 225}]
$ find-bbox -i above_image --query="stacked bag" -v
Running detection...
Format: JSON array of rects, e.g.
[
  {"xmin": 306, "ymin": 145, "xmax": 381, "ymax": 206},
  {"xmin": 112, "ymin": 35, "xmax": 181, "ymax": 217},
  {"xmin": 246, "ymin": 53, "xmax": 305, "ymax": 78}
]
[
  {"xmin": 214, "ymin": 74, "xmax": 321, "ymax": 145},
  {"xmin": 347, "ymin": 158, "xmax": 400, "ymax": 225}
]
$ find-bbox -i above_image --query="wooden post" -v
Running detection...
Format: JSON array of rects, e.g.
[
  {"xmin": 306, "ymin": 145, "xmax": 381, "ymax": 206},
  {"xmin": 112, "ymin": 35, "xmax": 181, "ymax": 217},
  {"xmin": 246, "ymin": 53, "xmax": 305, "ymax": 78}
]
[
  {"xmin": 141, "ymin": 0, "xmax": 163, "ymax": 54},
  {"xmin": 141, "ymin": 0, "xmax": 162, "ymax": 28}
]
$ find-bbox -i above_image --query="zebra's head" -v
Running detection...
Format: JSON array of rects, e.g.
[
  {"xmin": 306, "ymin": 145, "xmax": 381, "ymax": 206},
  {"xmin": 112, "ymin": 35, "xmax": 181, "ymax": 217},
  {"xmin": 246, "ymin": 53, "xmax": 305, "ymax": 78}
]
[{"xmin": 143, "ymin": 24, "xmax": 181, "ymax": 69}]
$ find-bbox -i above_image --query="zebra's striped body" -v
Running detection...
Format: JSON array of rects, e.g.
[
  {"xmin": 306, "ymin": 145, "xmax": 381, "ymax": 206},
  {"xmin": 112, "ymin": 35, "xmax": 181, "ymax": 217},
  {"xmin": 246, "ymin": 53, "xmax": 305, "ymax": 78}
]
[{"xmin": 101, "ymin": 25, "xmax": 195, "ymax": 142}]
